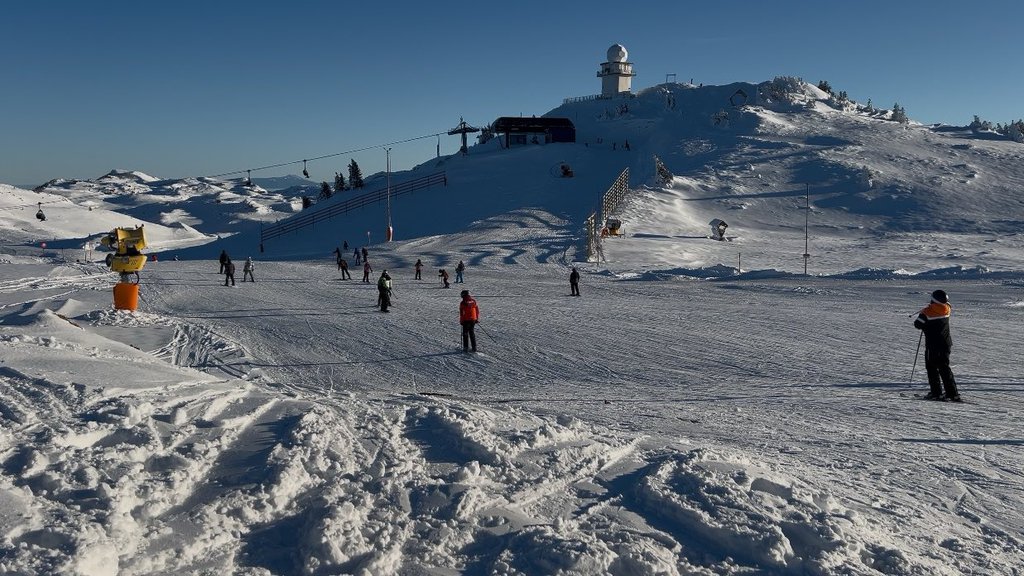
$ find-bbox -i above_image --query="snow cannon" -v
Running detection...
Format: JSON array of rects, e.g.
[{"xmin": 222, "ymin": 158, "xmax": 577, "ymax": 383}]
[
  {"xmin": 101, "ymin": 225, "xmax": 147, "ymax": 311},
  {"xmin": 602, "ymin": 218, "xmax": 623, "ymax": 237},
  {"xmin": 709, "ymin": 218, "xmax": 728, "ymax": 241}
]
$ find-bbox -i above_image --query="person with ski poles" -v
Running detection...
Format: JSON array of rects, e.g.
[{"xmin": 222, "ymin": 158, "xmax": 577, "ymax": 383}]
[
  {"xmin": 362, "ymin": 260, "xmax": 373, "ymax": 283},
  {"xmin": 438, "ymin": 269, "xmax": 450, "ymax": 289},
  {"xmin": 914, "ymin": 289, "xmax": 961, "ymax": 401},
  {"xmin": 459, "ymin": 289, "xmax": 479, "ymax": 352}
]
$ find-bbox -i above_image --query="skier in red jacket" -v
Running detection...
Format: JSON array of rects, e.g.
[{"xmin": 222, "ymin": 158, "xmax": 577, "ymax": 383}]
[{"xmin": 459, "ymin": 290, "xmax": 479, "ymax": 352}]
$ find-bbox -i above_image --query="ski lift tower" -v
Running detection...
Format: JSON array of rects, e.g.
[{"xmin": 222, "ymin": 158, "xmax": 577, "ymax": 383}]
[{"xmin": 448, "ymin": 117, "xmax": 480, "ymax": 155}]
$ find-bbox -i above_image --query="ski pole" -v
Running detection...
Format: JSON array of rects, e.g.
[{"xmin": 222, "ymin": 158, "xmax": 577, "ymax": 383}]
[
  {"xmin": 909, "ymin": 331, "xmax": 923, "ymax": 385},
  {"xmin": 477, "ymin": 323, "xmax": 497, "ymax": 344}
]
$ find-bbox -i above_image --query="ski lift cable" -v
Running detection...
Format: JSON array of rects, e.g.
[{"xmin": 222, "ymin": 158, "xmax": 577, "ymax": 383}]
[
  {"xmin": 205, "ymin": 131, "xmax": 447, "ymax": 179},
  {"xmin": 0, "ymin": 197, "xmax": 71, "ymax": 213}
]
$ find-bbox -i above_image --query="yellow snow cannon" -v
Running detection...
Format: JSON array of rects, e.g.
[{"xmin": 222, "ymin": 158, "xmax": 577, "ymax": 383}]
[{"xmin": 101, "ymin": 225, "xmax": 147, "ymax": 284}]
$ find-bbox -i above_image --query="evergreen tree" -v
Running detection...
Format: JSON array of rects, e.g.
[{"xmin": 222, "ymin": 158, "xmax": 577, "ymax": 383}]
[
  {"xmin": 817, "ymin": 80, "xmax": 833, "ymax": 95},
  {"xmin": 334, "ymin": 172, "xmax": 346, "ymax": 192},
  {"xmin": 301, "ymin": 196, "xmax": 313, "ymax": 209},
  {"xmin": 891, "ymin": 103, "xmax": 908, "ymax": 124},
  {"xmin": 319, "ymin": 181, "xmax": 332, "ymax": 200},
  {"xmin": 348, "ymin": 159, "xmax": 364, "ymax": 189}
]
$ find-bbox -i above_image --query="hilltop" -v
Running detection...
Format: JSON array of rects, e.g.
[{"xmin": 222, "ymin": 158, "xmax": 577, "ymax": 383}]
[{"xmin": 10, "ymin": 78, "xmax": 1024, "ymax": 275}]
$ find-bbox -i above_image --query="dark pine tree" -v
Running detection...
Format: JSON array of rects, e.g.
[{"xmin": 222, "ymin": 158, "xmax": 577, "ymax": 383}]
[
  {"xmin": 334, "ymin": 172, "xmax": 346, "ymax": 192},
  {"xmin": 319, "ymin": 181, "xmax": 332, "ymax": 200},
  {"xmin": 348, "ymin": 159, "xmax": 364, "ymax": 189}
]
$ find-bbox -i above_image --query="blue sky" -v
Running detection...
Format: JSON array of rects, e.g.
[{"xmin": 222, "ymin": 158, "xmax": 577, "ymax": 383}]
[{"xmin": 2, "ymin": 0, "xmax": 1020, "ymax": 187}]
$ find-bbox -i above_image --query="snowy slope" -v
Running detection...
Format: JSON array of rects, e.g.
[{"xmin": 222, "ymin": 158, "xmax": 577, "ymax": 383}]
[{"xmin": 2, "ymin": 79, "xmax": 1024, "ymax": 575}]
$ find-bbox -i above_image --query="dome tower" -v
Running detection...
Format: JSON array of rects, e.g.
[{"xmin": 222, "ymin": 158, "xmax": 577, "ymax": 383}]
[{"xmin": 597, "ymin": 44, "xmax": 635, "ymax": 97}]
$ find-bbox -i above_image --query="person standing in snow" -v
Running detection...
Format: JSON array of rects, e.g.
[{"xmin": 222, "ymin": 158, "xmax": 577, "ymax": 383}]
[
  {"xmin": 455, "ymin": 260, "xmax": 466, "ymax": 283},
  {"xmin": 219, "ymin": 249, "xmax": 229, "ymax": 274},
  {"xmin": 354, "ymin": 248, "xmax": 361, "ymax": 265},
  {"xmin": 914, "ymin": 289, "xmax": 961, "ymax": 401},
  {"xmin": 339, "ymin": 257, "xmax": 351, "ymax": 279},
  {"xmin": 438, "ymin": 269, "xmax": 450, "ymax": 289},
  {"xmin": 362, "ymin": 260, "xmax": 373, "ymax": 283},
  {"xmin": 377, "ymin": 271, "xmax": 392, "ymax": 312},
  {"xmin": 361, "ymin": 246, "xmax": 368, "ymax": 262},
  {"xmin": 569, "ymin": 266, "xmax": 580, "ymax": 296},
  {"xmin": 459, "ymin": 289, "xmax": 479, "ymax": 352},
  {"xmin": 415, "ymin": 258, "xmax": 423, "ymax": 280},
  {"xmin": 242, "ymin": 257, "xmax": 255, "ymax": 282},
  {"xmin": 223, "ymin": 258, "xmax": 236, "ymax": 286}
]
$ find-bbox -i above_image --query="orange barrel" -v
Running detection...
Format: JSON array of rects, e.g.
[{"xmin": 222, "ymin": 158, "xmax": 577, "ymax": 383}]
[{"xmin": 113, "ymin": 282, "xmax": 140, "ymax": 311}]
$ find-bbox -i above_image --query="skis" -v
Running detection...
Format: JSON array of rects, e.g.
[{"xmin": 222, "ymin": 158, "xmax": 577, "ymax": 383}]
[{"xmin": 901, "ymin": 393, "xmax": 968, "ymax": 403}]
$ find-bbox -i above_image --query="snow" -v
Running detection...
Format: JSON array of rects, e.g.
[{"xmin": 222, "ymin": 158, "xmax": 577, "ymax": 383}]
[{"xmin": 2, "ymin": 80, "xmax": 1024, "ymax": 575}]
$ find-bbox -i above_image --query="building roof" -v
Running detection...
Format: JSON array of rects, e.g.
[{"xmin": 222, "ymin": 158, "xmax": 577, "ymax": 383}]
[{"xmin": 492, "ymin": 117, "xmax": 575, "ymax": 133}]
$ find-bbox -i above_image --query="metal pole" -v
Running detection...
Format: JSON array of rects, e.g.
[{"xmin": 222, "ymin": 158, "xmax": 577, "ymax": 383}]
[
  {"xmin": 910, "ymin": 331, "xmax": 923, "ymax": 384},
  {"xmin": 803, "ymin": 183, "xmax": 810, "ymax": 275},
  {"xmin": 385, "ymin": 148, "xmax": 392, "ymax": 240}
]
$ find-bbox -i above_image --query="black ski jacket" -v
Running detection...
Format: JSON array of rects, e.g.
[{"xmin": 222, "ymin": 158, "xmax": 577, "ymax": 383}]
[{"xmin": 914, "ymin": 301, "xmax": 952, "ymax": 353}]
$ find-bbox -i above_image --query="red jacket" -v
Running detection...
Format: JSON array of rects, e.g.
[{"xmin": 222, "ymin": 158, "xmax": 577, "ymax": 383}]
[{"xmin": 459, "ymin": 297, "xmax": 479, "ymax": 322}]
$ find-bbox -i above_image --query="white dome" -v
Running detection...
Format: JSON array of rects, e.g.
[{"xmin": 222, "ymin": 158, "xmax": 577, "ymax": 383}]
[{"xmin": 606, "ymin": 44, "xmax": 628, "ymax": 62}]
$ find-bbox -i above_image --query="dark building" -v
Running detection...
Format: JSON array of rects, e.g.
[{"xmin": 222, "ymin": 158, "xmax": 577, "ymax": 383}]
[{"xmin": 491, "ymin": 117, "xmax": 576, "ymax": 147}]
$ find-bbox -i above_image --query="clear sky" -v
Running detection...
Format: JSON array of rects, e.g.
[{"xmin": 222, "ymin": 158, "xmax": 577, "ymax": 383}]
[{"xmin": 2, "ymin": 0, "xmax": 1020, "ymax": 187}]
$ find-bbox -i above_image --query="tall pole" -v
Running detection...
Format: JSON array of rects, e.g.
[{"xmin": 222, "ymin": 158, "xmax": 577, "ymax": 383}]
[
  {"xmin": 385, "ymin": 148, "xmax": 393, "ymax": 241},
  {"xmin": 803, "ymin": 183, "xmax": 810, "ymax": 275}
]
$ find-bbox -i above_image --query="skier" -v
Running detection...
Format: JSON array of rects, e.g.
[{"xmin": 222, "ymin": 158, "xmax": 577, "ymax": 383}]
[
  {"xmin": 219, "ymin": 249, "xmax": 229, "ymax": 274},
  {"xmin": 569, "ymin": 266, "xmax": 580, "ymax": 296},
  {"xmin": 343, "ymin": 240, "xmax": 348, "ymax": 251},
  {"xmin": 414, "ymin": 258, "xmax": 423, "ymax": 280},
  {"xmin": 455, "ymin": 260, "xmax": 466, "ymax": 283},
  {"xmin": 914, "ymin": 289, "xmax": 961, "ymax": 401},
  {"xmin": 242, "ymin": 256, "xmax": 255, "ymax": 282},
  {"xmin": 339, "ymin": 258, "xmax": 351, "ymax": 279},
  {"xmin": 438, "ymin": 269, "xmax": 450, "ymax": 289},
  {"xmin": 377, "ymin": 271, "xmax": 392, "ymax": 312},
  {"xmin": 223, "ymin": 258, "xmax": 236, "ymax": 286},
  {"xmin": 362, "ymin": 260, "xmax": 373, "ymax": 283},
  {"xmin": 361, "ymin": 246, "xmax": 368, "ymax": 262},
  {"xmin": 333, "ymin": 246, "xmax": 341, "ymax": 263},
  {"xmin": 354, "ymin": 248, "xmax": 361, "ymax": 265},
  {"xmin": 459, "ymin": 289, "xmax": 479, "ymax": 352}
]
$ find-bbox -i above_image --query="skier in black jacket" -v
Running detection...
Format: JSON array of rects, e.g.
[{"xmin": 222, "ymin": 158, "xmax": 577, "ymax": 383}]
[{"xmin": 914, "ymin": 289, "xmax": 960, "ymax": 401}]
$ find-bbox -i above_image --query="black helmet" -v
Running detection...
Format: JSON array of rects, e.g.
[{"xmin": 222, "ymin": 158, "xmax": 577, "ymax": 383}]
[
  {"xmin": 460, "ymin": 290, "xmax": 469, "ymax": 297},
  {"xmin": 931, "ymin": 289, "xmax": 948, "ymax": 304}
]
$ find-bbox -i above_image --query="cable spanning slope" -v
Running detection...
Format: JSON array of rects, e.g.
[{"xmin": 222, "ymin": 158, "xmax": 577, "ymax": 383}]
[{"xmin": 259, "ymin": 172, "xmax": 446, "ymax": 246}]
